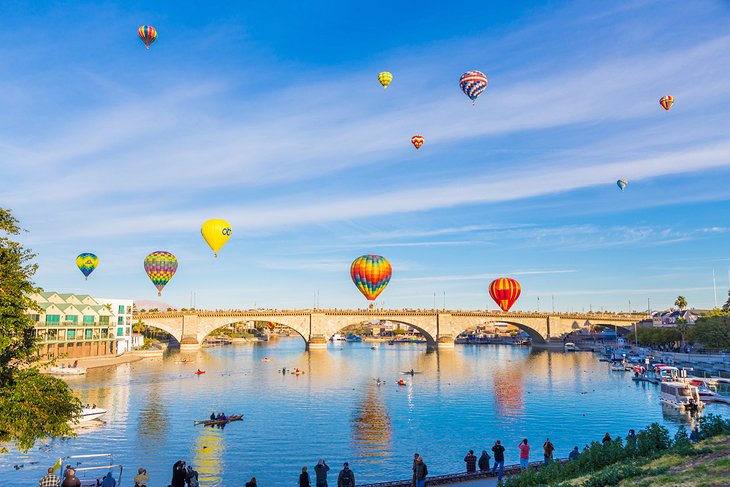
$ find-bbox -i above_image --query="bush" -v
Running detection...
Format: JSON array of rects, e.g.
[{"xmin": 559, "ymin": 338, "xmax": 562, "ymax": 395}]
[
  {"xmin": 636, "ymin": 423, "xmax": 671, "ymax": 456},
  {"xmin": 698, "ymin": 413, "xmax": 730, "ymax": 439},
  {"xmin": 583, "ymin": 463, "xmax": 643, "ymax": 487},
  {"xmin": 673, "ymin": 427, "xmax": 693, "ymax": 455}
]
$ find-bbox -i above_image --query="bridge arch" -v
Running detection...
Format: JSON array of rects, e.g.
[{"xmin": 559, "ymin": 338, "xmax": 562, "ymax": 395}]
[
  {"xmin": 327, "ymin": 319, "xmax": 437, "ymax": 350},
  {"xmin": 137, "ymin": 319, "xmax": 182, "ymax": 346},
  {"xmin": 478, "ymin": 320, "xmax": 547, "ymax": 344},
  {"xmin": 198, "ymin": 319, "xmax": 308, "ymax": 346}
]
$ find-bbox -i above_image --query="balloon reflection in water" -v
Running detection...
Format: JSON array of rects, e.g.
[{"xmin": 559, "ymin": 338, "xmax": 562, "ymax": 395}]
[
  {"xmin": 194, "ymin": 423, "xmax": 225, "ymax": 485},
  {"xmin": 351, "ymin": 385, "xmax": 392, "ymax": 460},
  {"xmin": 492, "ymin": 368, "xmax": 525, "ymax": 422}
]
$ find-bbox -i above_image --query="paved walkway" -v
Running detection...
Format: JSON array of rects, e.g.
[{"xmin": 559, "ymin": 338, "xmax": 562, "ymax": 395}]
[{"xmin": 52, "ymin": 353, "xmax": 143, "ymax": 369}]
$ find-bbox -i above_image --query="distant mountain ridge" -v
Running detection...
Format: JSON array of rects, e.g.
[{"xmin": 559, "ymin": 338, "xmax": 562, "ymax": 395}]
[{"xmin": 134, "ymin": 299, "xmax": 174, "ymax": 311}]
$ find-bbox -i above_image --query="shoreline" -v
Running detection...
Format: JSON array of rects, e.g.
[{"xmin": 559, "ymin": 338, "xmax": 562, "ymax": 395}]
[{"xmin": 45, "ymin": 353, "xmax": 145, "ymax": 370}]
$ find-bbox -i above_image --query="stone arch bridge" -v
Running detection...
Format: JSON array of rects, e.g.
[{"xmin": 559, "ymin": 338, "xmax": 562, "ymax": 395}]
[{"xmin": 135, "ymin": 309, "xmax": 646, "ymax": 351}]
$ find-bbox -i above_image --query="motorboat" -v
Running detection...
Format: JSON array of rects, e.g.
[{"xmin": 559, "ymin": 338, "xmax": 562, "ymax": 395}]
[
  {"xmin": 564, "ymin": 342, "xmax": 578, "ymax": 351},
  {"xmin": 610, "ymin": 363, "xmax": 628, "ymax": 372},
  {"xmin": 697, "ymin": 386, "xmax": 730, "ymax": 405},
  {"xmin": 659, "ymin": 381, "xmax": 703, "ymax": 412},
  {"xmin": 194, "ymin": 414, "xmax": 244, "ymax": 426},
  {"xmin": 331, "ymin": 333, "xmax": 346, "ymax": 341},
  {"xmin": 346, "ymin": 334, "xmax": 363, "ymax": 342},
  {"xmin": 77, "ymin": 407, "xmax": 107, "ymax": 423},
  {"xmin": 61, "ymin": 454, "xmax": 123, "ymax": 487},
  {"xmin": 48, "ymin": 366, "xmax": 87, "ymax": 376}
]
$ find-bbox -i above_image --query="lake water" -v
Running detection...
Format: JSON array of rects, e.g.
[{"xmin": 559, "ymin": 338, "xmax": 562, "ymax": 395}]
[{"xmin": 3, "ymin": 339, "xmax": 728, "ymax": 486}]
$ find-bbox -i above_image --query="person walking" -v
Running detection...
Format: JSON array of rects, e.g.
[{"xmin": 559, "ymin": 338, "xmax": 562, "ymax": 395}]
[
  {"xmin": 411, "ymin": 452, "xmax": 419, "ymax": 487},
  {"xmin": 478, "ymin": 450, "xmax": 491, "ymax": 472},
  {"xmin": 337, "ymin": 462, "xmax": 355, "ymax": 487},
  {"xmin": 568, "ymin": 446, "xmax": 580, "ymax": 460},
  {"xmin": 414, "ymin": 456, "xmax": 428, "ymax": 487},
  {"xmin": 463, "ymin": 450, "xmax": 477, "ymax": 473},
  {"xmin": 60, "ymin": 469, "xmax": 81, "ymax": 487},
  {"xmin": 133, "ymin": 467, "xmax": 149, "ymax": 487},
  {"xmin": 518, "ymin": 439, "xmax": 530, "ymax": 469},
  {"xmin": 39, "ymin": 467, "xmax": 61, "ymax": 487},
  {"xmin": 491, "ymin": 440, "xmax": 505, "ymax": 481},
  {"xmin": 543, "ymin": 438, "xmax": 554, "ymax": 465},
  {"xmin": 314, "ymin": 459, "xmax": 330, "ymax": 487},
  {"xmin": 300, "ymin": 466, "xmax": 311, "ymax": 487}
]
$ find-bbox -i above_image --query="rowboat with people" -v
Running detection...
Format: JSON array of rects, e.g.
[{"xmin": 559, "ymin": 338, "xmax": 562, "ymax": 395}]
[{"xmin": 194, "ymin": 414, "xmax": 243, "ymax": 426}]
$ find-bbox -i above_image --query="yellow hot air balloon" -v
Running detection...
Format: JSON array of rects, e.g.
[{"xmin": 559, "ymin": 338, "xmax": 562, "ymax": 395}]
[
  {"xmin": 378, "ymin": 71, "xmax": 393, "ymax": 89},
  {"xmin": 201, "ymin": 219, "xmax": 232, "ymax": 257}
]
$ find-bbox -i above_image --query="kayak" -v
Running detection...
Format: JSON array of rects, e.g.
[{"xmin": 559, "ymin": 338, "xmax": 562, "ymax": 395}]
[
  {"xmin": 194, "ymin": 371, "xmax": 206, "ymax": 375},
  {"xmin": 402, "ymin": 371, "xmax": 421, "ymax": 375},
  {"xmin": 194, "ymin": 414, "xmax": 244, "ymax": 426}
]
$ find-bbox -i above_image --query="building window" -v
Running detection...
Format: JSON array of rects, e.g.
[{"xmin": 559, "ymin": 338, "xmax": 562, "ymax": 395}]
[
  {"xmin": 83, "ymin": 316, "xmax": 95, "ymax": 324},
  {"xmin": 117, "ymin": 327, "xmax": 124, "ymax": 337},
  {"xmin": 29, "ymin": 314, "xmax": 40, "ymax": 322},
  {"xmin": 67, "ymin": 329, "xmax": 76, "ymax": 339},
  {"xmin": 117, "ymin": 316, "xmax": 124, "ymax": 325},
  {"xmin": 101, "ymin": 329, "xmax": 108, "ymax": 338},
  {"xmin": 85, "ymin": 329, "xmax": 93, "ymax": 339},
  {"xmin": 46, "ymin": 315, "xmax": 60, "ymax": 324},
  {"xmin": 99, "ymin": 316, "xmax": 110, "ymax": 325},
  {"xmin": 118, "ymin": 305, "xmax": 125, "ymax": 314},
  {"xmin": 66, "ymin": 315, "xmax": 78, "ymax": 323}
]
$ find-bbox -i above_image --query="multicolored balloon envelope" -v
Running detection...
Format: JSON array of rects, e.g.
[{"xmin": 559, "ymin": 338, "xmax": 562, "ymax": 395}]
[
  {"xmin": 144, "ymin": 251, "xmax": 178, "ymax": 296},
  {"xmin": 138, "ymin": 25, "xmax": 157, "ymax": 49},
  {"xmin": 411, "ymin": 135, "xmax": 424, "ymax": 149},
  {"xmin": 489, "ymin": 277, "xmax": 521, "ymax": 312},
  {"xmin": 76, "ymin": 253, "xmax": 98, "ymax": 280},
  {"xmin": 201, "ymin": 218, "xmax": 232, "ymax": 257},
  {"xmin": 378, "ymin": 71, "xmax": 393, "ymax": 89},
  {"xmin": 659, "ymin": 95, "xmax": 674, "ymax": 111},
  {"xmin": 351, "ymin": 255, "xmax": 392, "ymax": 301},
  {"xmin": 617, "ymin": 179, "xmax": 628, "ymax": 191},
  {"xmin": 460, "ymin": 70, "xmax": 488, "ymax": 105}
]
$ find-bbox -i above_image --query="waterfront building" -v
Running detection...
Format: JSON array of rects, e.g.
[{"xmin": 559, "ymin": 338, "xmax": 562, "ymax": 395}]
[
  {"xmin": 27, "ymin": 291, "xmax": 133, "ymax": 359},
  {"xmin": 97, "ymin": 297, "xmax": 134, "ymax": 353},
  {"xmin": 652, "ymin": 309, "xmax": 702, "ymax": 327}
]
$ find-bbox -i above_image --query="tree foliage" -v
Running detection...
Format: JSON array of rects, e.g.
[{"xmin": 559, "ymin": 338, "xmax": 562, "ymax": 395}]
[
  {"xmin": 674, "ymin": 295, "xmax": 687, "ymax": 311},
  {"xmin": 0, "ymin": 208, "xmax": 81, "ymax": 452},
  {"xmin": 691, "ymin": 315, "xmax": 730, "ymax": 351},
  {"xmin": 629, "ymin": 327, "xmax": 681, "ymax": 347}
]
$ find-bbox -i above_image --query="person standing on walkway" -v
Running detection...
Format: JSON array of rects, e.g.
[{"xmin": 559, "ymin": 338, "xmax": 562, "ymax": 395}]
[
  {"xmin": 60, "ymin": 470, "xmax": 81, "ymax": 487},
  {"xmin": 171, "ymin": 460, "xmax": 187, "ymax": 487},
  {"xmin": 491, "ymin": 440, "xmax": 505, "ymax": 481},
  {"xmin": 337, "ymin": 462, "xmax": 355, "ymax": 487},
  {"xmin": 314, "ymin": 459, "xmax": 330, "ymax": 487},
  {"xmin": 100, "ymin": 472, "xmax": 116, "ymax": 487},
  {"xmin": 543, "ymin": 438, "xmax": 554, "ymax": 465},
  {"xmin": 414, "ymin": 456, "xmax": 428, "ymax": 487},
  {"xmin": 568, "ymin": 446, "xmax": 580, "ymax": 460},
  {"xmin": 39, "ymin": 467, "xmax": 61, "ymax": 487},
  {"xmin": 602, "ymin": 433, "xmax": 612, "ymax": 445},
  {"xmin": 245, "ymin": 478, "xmax": 257, "ymax": 487},
  {"xmin": 411, "ymin": 452, "xmax": 419, "ymax": 487},
  {"xmin": 133, "ymin": 467, "xmax": 149, "ymax": 487},
  {"xmin": 478, "ymin": 450, "xmax": 491, "ymax": 472},
  {"xmin": 300, "ymin": 466, "xmax": 311, "ymax": 487},
  {"xmin": 518, "ymin": 439, "xmax": 530, "ymax": 469},
  {"xmin": 463, "ymin": 450, "xmax": 477, "ymax": 473}
]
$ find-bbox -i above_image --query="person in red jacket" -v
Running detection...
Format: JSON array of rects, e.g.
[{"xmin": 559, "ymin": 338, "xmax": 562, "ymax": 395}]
[{"xmin": 518, "ymin": 439, "xmax": 530, "ymax": 469}]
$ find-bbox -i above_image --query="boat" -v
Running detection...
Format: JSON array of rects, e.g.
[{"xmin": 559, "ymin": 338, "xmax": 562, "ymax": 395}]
[
  {"xmin": 346, "ymin": 334, "xmax": 363, "ymax": 342},
  {"xmin": 331, "ymin": 333, "xmax": 346, "ymax": 341},
  {"xmin": 48, "ymin": 366, "xmax": 87, "ymax": 376},
  {"xmin": 194, "ymin": 370, "xmax": 206, "ymax": 375},
  {"xmin": 564, "ymin": 342, "xmax": 578, "ymax": 351},
  {"xmin": 76, "ymin": 407, "xmax": 107, "ymax": 423},
  {"xmin": 660, "ymin": 381, "xmax": 703, "ymax": 412},
  {"xmin": 388, "ymin": 337, "xmax": 427, "ymax": 344},
  {"xmin": 61, "ymin": 454, "xmax": 123, "ymax": 487},
  {"xmin": 697, "ymin": 387, "xmax": 730, "ymax": 405},
  {"xmin": 610, "ymin": 363, "xmax": 628, "ymax": 372},
  {"xmin": 261, "ymin": 357, "xmax": 272, "ymax": 362},
  {"xmin": 194, "ymin": 414, "xmax": 244, "ymax": 426},
  {"xmin": 402, "ymin": 371, "xmax": 421, "ymax": 375},
  {"xmin": 174, "ymin": 359, "xmax": 193, "ymax": 364},
  {"xmin": 397, "ymin": 379, "xmax": 406, "ymax": 386}
]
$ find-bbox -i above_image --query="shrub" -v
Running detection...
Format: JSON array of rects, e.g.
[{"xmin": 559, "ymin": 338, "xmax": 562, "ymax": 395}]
[
  {"xmin": 636, "ymin": 423, "xmax": 671, "ymax": 456},
  {"xmin": 673, "ymin": 427, "xmax": 693, "ymax": 455},
  {"xmin": 698, "ymin": 413, "xmax": 730, "ymax": 439}
]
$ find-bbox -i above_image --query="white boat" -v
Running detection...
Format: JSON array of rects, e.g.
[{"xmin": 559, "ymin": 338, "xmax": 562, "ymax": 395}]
[
  {"xmin": 697, "ymin": 386, "xmax": 730, "ymax": 405},
  {"xmin": 331, "ymin": 333, "xmax": 346, "ymax": 341},
  {"xmin": 610, "ymin": 363, "xmax": 628, "ymax": 371},
  {"xmin": 48, "ymin": 366, "xmax": 87, "ymax": 376},
  {"xmin": 564, "ymin": 342, "xmax": 578, "ymax": 351},
  {"xmin": 77, "ymin": 407, "xmax": 107, "ymax": 423},
  {"xmin": 62, "ymin": 454, "xmax": 123, "ymax": 487},
  {"xmin": 659, "ymin": 381, "xmax": 703, "ymax": 412}
]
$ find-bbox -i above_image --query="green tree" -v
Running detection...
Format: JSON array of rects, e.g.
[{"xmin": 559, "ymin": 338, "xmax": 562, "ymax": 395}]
[
  {"xmin": 691, "ymin": 315, "xmax": 730, "ymax": 351},
  {"xmin": 675, "ymin": 296, "xmax": 688, "ymax": 311},
  {"xmin": 675, "ymin": 319, "xmax": 690, "ymax": 348},
  {"xmin": 723, "ymin": 290, "xmax": 730, "ymax": 312},
  {"xmin": 0, "ymin": 208, "xmax": 81, "ymax": 452}
]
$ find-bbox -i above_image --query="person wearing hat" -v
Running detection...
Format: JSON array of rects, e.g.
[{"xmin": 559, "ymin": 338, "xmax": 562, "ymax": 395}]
[
  {"xmin": 314, "ymin": 459, "xmax": 330, "ymax": 487},
  {"xmin": 337, "ymin": 462, "xmax": 355, "ymax": 487}
]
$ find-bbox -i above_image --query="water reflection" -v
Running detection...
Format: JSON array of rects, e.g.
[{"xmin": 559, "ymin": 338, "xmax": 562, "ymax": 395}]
[
  {"xmin": 352, "ymin": 384, "xmax": 392, "ymax": 462},
  {"xmin": 193, "ymin": 425, "xmax": 225, "ymax": 485}
]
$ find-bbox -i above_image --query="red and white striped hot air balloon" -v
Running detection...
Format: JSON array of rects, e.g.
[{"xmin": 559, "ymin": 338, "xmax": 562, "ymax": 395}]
[{"xmin": 489, "ymin": 277, "xmax": 521, "ymax": 312}]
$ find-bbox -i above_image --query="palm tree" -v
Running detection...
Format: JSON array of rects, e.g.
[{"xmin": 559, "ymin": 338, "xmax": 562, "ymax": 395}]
[{"xmin": 675, "ymin": 296, "xmax": 688, "ymax": 311}]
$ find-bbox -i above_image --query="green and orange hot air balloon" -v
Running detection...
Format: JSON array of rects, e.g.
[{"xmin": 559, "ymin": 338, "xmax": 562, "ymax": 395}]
[
  {"xmin": 351, "ymin": 255, "xmax": 392, "ymax": 302},
  {"xmin": 144, "ymin": 251, "xmax": 177, "ymax": 296},
  {"xmin": 489, "ymin": 277, "xmax": 521, "ymax": 312}
]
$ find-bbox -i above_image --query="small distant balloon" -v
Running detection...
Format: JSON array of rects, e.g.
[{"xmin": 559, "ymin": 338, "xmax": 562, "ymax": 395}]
[
  {"xmin": 138, "ymin": 25, "xmax": 157, "ymax": 49},
  {"xmin": 489, "ymin": 277, "xmax": 521, "ymax": 312},
  {"xmin": 76, "ymin": 253, "xmax": 98, "ymax": 280},
  {"xmin": 659, "ymin": 95, "xmax": 674, "ymax": 111},
  {"xmin": 617, "ymin": 179, "xmax": 628, "ymax": 191},
  {"xmin": 144, "ymin": 251, "xmax": 178, "ymax": 296},
  {"xmin": 351, "ymin": 255, "xmax": 392, "ymax": 301},
  {"xmin": 378, "ymin": 72, "xmax": 393, "ymax": 89},
  {"xmin": 201, "ymin": 219, "xmax": 232, "ymax": 257},
  {"xmin": 411, "ymin": 135, "xmax": 424, "ymax": 150},
  {"xmin": 460, "ymin": 70, "xmax": 488, "ymax": 105}
]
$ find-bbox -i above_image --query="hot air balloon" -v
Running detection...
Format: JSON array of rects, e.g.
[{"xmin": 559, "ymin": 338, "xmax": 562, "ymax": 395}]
[
  {"xmin": 138, "ymin": 26, "xmax": 157, "ymax": 49},
  {"xmin": 76, "ymin": 253, "xmax": 98, "ymax": 280},
  {"xmin": 144, "ymin": 251, "xmax": 178, "ymax": 296},
  {"xmin": 659, "ymin": 95, "xmax": 674, "ymax": 111},
  {"xmin": 351, "ymin": 255, "xmax": 392, "ymax": 302},
  {"xmin": 411, "ymin": 135, "xmax": 424, "ymax": 150},
  {"xmin": 617, "ymin": 179, "xmax": 628, "ymax": 191},
  {"xmin": 201, "ymin": 218, "xmax": 232, "ymax": 257},
  {"xmin": 489, "ymin": 277, "xmax": 521, "ymax": 312},
  {"xmin": 459, "ymin": 70, "xmax": 488, "ymax": 105},
  {"xmin": 378, "ymin": 72, "xmax": 393, "ymax": 89}
]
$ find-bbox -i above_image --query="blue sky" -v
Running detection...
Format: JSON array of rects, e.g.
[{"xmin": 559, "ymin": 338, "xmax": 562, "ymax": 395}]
[{"xmin": 2, "ymin": 0, "xmax": 730, "ymax": 311}]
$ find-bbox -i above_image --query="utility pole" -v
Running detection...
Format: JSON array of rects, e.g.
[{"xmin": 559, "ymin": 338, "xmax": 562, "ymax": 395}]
[
  {"xmin": 629, "ymin": 299, "xmax": 631, "ymax": 313},
  {"xmin": 443, "ymin": 291, "xmax": 446, "ymax": 311},
  {"xmin": 433, "ymin": 292, "xmax": 436, "ymax": 311},
  {"xmin": 537, "ymin": 296, "xmax": 540, "ymax": 312},
  {"xmin": 551, "ymin": 295, "xmax": 555, "ymax": 313},
  {"xmin": 713, "ymin": 269, "xmax": 718, "ymax": 308}
]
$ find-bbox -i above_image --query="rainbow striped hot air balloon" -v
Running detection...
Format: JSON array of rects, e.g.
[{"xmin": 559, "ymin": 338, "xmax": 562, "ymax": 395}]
[
  {"xmin": 411, "ymin": 135, "xmax": 424, "ymax": 150},
  {"xmin": 351, "ymin": 255, "xmax": 392, "ymax": 302},
  {"xmin": 659, "ymin": 95, "xmax": 674, "ymax": 111},
  {"xmin": 76, "ymin": 253, "xmax": 98, "ymax": 280},
  {"xmin": 378, "ymin": 71, "xmax": 393, "ymax": 89},
  {"xmin": 489, "ymin": 277, "xmax": 521, "ymax": 312},
  {"xmin": 144, "ymin": 251, "xmax": 178, "ymax": 296},
  {"xmin": 460, "ymin": 70, "xmax": 488, "ymax": 105},
  {"xmin": 138, "ymin": 25, "xmax": 157, "ymax": 49}
]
